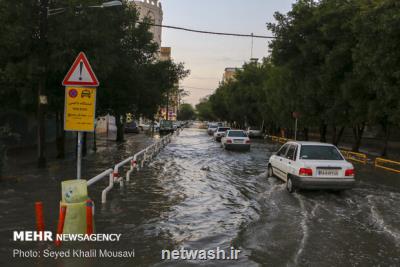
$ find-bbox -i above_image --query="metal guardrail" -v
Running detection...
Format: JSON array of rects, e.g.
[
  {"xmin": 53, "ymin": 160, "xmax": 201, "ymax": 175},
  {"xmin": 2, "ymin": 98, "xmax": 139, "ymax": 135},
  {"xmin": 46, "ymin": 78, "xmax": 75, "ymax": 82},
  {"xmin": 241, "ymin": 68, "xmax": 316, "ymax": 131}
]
[
  {"xmin": 375, "ymin": 158, "xmax": 400, "ymax": 173},
  {"xmin": 87, "ymin": 169, "xmax": 114, "ymax": 204},
  {"xmin": 340, "ymin": 150, "xmax": 368, "ymax": 165},
  {"xmin": 87, "ymin": 131, "xmax": 178, "ymax": 203}
]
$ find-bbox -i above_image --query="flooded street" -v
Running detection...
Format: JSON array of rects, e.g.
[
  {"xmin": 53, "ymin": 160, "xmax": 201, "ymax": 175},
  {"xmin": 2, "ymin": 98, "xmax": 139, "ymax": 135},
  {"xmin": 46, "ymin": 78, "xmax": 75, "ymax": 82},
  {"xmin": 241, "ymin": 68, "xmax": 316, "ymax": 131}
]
[{"xmin": 1, "ymin": 127, "xmax": 400, "ymax": 266}]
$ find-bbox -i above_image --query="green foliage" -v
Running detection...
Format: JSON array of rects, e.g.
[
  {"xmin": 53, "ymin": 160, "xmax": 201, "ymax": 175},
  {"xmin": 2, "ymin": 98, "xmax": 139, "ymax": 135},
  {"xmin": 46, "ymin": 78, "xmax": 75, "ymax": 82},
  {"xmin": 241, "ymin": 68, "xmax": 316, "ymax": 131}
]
[
  {"xmin": 196, "ymin": 97, "xmax": 215, "ymax": 121},
  {"xmin": 177, "ymin": 103, "xmax": 196, "ymax": 121},
  {"xmin": 201, "ymin": 0, "xmax": 399, "ymax": 151},
  {"xmin": 0, "ymin": 0, "xmax": 189, "ymax": 144}
]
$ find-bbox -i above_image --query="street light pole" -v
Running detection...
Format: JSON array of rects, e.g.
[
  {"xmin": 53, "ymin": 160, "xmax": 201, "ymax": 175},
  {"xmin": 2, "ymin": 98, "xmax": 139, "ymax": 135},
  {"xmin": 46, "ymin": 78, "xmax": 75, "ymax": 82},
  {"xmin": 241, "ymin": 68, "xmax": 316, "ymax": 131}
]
[
  {"xmin": 166, "ymin": 90, "xmax": 169, "ymax": 120},
  {"xmin": 37, "ymin": 0, "xmax": 49, "ymax": 168}
]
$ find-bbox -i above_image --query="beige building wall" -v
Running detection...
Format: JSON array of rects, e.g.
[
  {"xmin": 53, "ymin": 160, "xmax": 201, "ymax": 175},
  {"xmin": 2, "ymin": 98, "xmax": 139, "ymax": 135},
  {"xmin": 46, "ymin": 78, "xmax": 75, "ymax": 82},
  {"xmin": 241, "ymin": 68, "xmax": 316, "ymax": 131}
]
[
  {"xmin": 160, "ymin": 47, "xmax": 171, "ymax": 61},
  {"xmin": 223, "ymin": 68, "xmax": 240, "ymax": 83},
  {"xmin": 132, "ymin": 0, "xmax": 163, "ymax": 49}
]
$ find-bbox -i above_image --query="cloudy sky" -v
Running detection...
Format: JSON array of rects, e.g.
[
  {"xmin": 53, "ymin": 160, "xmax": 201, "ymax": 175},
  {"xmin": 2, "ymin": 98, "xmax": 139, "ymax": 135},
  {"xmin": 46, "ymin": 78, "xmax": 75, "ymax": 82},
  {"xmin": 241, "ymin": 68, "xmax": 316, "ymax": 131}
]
[{"xmin": 161, "ymin": 0, "xmax": 296, "ymax": 105}]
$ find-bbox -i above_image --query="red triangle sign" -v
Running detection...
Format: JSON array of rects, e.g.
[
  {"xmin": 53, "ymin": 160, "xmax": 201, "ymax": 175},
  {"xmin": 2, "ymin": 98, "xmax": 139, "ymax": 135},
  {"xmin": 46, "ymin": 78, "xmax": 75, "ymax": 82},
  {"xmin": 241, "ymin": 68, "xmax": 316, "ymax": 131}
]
[{"xmin": 62, "ymin": 52, "xmax": 99, "ymax": 87}]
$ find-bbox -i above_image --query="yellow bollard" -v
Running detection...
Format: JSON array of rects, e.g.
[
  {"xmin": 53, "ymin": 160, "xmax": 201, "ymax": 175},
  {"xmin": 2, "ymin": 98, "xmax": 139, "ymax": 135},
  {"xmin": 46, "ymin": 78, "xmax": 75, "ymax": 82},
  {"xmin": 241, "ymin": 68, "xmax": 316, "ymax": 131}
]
[{"xmin": 60, "ymin": 180, "xmax": 94, "ymax": 235}]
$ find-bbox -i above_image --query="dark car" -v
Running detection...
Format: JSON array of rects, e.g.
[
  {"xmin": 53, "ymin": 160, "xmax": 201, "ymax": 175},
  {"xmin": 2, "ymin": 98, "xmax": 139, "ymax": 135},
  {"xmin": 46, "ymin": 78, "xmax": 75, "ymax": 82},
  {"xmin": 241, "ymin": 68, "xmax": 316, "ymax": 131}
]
[{"xmin": 125, "ymin": 121, "xmax": 140, "ymax": 134}]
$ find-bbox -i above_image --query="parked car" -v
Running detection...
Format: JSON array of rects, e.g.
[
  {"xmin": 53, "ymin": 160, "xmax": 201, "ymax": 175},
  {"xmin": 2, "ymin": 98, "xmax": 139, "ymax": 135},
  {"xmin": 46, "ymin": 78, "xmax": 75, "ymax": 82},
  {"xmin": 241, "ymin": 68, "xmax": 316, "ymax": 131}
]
[
  {"xmin": 221, "ymin": 130, "xmax": 251, "ymax": 151},
  {"xmin": 246, "ymin": 126, "xmax": 263, "ymax": 138},
  {"xmin": 152, "ymin": 122, "xmax": 160, "ymax": 131},
  {"xmin": 124, "ymin": 121, "xmax": 140, "ymax": 134},
  {"xmin": 160, "ymin": 120, "xmax": 174, "ymax": 134},
  {"xmin": 138, "ymin": 123, "xmax": 150, "ymax": 131},
  {"xmin": 207, "ymin": 124, "xmax": 218, "ymax": 135},
  {"xmin": 213, "ymin": 127, "xmax": 231, "ymax": 142},
  {"xmin": 268, "ymin": 141, "xmax": 356, "ymax": 193}
]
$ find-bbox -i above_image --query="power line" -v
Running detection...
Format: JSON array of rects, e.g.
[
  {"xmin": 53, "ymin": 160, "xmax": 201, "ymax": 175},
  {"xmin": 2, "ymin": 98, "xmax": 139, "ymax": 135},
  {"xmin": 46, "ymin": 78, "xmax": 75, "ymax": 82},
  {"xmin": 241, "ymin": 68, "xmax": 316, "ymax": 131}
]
[
  {"xmin": 181, "ymin": 86, "xmax": 216, "ymax": 91},
  {"xmin": 138, "ymin": 22, "xmax": 275, "ymax": 39}
]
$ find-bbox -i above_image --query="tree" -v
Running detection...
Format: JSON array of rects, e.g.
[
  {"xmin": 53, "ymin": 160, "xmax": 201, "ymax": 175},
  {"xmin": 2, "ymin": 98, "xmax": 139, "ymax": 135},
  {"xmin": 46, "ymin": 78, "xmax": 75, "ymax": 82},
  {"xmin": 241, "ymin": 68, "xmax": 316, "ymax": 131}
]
[
  {"xmin": 196, "ymin": 97, "xmax": 215, "ymax": 121},
  {"xmin": 177, "ymin": 103, "xmax": 196, "ymax": 121},
  {"xmin": 0, "ymin": 0, "xmax": 190, "ymax": 163},
  {"xmin": 352, "ymin": 0, "xmax": 400, "ymax": 155}
]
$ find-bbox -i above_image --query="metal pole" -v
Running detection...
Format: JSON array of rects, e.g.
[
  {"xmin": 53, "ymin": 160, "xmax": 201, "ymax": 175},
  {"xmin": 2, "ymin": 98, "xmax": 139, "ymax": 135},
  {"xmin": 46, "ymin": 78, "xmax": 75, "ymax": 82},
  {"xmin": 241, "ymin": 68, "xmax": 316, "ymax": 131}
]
[
  {"xmin": 251, "ymin": 33, "xmax": 254, "ymax": 58},
  {"xmin": 37, "ymin": 0, "xmax": 49, "ymax": 168},
  {"xmin": 166, "ymin": 90, "xmax": 169, "ymax": 120},
  {"xmin": 77, "ymin": 132, "xmax": 83, "ymax": 179},
  {"xmin": 294, "ymin": 118, "xmax": 298, "ymax": 141}
]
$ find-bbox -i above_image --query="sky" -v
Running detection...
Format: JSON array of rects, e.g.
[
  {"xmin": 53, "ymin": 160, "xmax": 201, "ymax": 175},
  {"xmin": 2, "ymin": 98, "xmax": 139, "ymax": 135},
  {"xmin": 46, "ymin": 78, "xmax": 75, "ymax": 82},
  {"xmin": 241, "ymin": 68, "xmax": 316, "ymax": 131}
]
[{"xmin": 160, "ymin": 0, "xmax": 296, "ymax": 106}]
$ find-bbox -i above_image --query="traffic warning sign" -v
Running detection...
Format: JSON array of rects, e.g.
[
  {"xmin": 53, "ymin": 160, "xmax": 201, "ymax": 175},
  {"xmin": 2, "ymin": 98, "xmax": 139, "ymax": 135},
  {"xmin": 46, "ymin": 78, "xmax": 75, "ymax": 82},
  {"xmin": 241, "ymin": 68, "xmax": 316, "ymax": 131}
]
[{"xmin": 62, "ymin": 52, "xmax": 99, "ymax": 87}]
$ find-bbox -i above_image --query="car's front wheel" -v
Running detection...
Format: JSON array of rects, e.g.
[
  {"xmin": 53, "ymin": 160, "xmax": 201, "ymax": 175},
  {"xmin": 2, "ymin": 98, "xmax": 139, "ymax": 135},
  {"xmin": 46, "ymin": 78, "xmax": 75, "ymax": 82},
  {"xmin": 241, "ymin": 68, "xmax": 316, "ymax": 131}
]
[
  {"xmin": 286, "ymin": 176, "xmax": 295, "ymax": 193},
  {"xmin": 267, "ymin": 165, "xmax": 274, "ymax": 178}
]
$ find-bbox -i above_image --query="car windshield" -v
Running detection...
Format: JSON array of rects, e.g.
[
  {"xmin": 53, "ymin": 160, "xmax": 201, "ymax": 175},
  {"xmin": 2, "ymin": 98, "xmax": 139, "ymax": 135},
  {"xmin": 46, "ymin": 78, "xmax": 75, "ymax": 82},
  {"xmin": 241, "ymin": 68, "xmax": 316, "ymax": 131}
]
[
  {"xmin": 209, "ymin": 125, "xmax": 218, "ymax": 128},
  {"xmin": 161, "ymin": 121, "xmax": 172, "ymax": 127},
  {"xmin": 217, "ymin": 127, "xmax": 230, "ymax": 132},
  {"xmin": 228, "ymin": 131, "xmax": 247, "ymax": 137},
  {"xmin": 300, "ymin": 145, "xmax": 343, "ymax": 160}
]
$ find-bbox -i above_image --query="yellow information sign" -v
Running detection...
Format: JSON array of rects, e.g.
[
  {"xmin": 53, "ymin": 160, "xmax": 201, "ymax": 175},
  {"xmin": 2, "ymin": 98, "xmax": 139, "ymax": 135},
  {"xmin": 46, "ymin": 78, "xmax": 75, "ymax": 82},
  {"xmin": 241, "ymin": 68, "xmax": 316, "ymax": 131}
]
[{"xmin": 64, "ymin": 87, "xmax": 97, "ymax": 132}]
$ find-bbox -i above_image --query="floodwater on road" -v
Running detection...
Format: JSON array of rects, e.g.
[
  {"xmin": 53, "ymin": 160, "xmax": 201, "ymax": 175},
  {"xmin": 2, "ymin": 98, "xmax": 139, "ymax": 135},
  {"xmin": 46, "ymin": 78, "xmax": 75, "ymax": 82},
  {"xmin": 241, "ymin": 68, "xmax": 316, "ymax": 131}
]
[{"xmin": 0, "ymin": 127, "xmax": 399, "ymax": 267}]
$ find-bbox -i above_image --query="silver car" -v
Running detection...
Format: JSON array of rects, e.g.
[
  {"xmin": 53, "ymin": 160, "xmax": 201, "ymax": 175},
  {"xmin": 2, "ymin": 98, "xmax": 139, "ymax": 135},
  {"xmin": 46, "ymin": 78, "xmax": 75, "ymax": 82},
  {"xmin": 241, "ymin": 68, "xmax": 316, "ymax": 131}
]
[{"xmin": 221, "ymin": 130, "xmax": 251, "ymax": 150}]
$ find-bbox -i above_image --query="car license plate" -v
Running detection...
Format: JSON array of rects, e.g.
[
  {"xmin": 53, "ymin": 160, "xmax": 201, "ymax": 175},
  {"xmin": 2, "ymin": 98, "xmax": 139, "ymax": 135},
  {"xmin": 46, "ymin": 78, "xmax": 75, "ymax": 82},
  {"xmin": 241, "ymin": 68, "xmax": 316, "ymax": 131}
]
[
  {"xmin": 318, "ymin": 169, "xmax": 339, "ymax": 176},
  {"xmin": 233, "ymin": 139, "xmax": 242, "ymax": 144}
]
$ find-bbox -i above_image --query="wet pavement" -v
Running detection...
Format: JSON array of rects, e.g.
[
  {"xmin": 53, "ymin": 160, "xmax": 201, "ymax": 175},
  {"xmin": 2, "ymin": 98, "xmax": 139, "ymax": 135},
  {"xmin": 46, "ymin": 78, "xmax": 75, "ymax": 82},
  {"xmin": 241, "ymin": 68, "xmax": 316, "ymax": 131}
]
[{"xmin": 0, "ymin": 127, "xmax": 399, "ymax": 266}]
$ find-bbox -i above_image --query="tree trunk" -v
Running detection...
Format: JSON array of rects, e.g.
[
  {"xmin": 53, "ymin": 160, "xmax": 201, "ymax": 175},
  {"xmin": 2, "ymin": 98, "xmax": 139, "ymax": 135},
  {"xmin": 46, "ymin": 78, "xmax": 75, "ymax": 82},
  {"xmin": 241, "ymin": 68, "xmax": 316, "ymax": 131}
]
[
  {"xmin": 336, "ymin": 126, "xmax": 345, "ymax": 146},
  {"xmin": 116, "ymin": 113, "xmax": 125, "ymax": 142},
  {"xmin": 332, "ymin": 126, "xmax": 345, "ymax": 146},
  {"xmin": 92, "ymin": 132, "xmax": 97, "ymax": 152},
  {"xmin": 319, "ymin": 123, "xmax": 327, "ymax": 142},
  {"xmin": 332, "ymin": 125, "xmax": 337, "ymax": 144},
  {"xmin": 0, "ymin": 142, "xmax": 5, "ymax": 178},
  {"xmin": 381, "ymin": 124, "xmax": 390, "ymax": 157},
  {"xmin": 82, "ymin": 132, "xmax": 87, "ymax": 157},
  {"xmin": 303, "ymin": 127, "xmax": 309, "ymax": 141},
  {"xmin": 56, "ymin": 111, "xmax": 65, "ymax": 159},
  {"xmin": 352, "ymin": 122, "xmax": 365, "ymax": 152}
]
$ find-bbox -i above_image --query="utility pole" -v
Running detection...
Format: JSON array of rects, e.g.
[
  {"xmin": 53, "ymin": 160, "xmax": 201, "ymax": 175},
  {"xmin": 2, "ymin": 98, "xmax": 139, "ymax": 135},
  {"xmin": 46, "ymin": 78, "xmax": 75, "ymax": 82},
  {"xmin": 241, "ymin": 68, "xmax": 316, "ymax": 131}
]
[
  {"xmin": 37, "ymin": 0, "xmax": 49, "ymax": 168},
  {"xmin": 166, "ymin": 90, "xmax": 169, "ymax": 120},
  {"xmin": 251, "ymin": 32, "xmax": 254, "ymax": 59}
]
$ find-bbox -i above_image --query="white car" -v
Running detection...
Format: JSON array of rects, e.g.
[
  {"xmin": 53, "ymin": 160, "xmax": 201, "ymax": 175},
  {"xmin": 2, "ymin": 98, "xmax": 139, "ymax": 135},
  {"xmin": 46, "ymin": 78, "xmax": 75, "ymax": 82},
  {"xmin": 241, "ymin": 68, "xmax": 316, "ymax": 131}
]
[
  {"xmin": 246, "ymin": 127, "xmax": 263, "ymax": 138},
  {"xmin": 207, "ymin": 124, "xmax": 218, "ymax": 135},
  {"xmin": 221, "ymin": 130, "xmax": 251, "ymax": 150},
  {"xmin": 213, "ymin": 127, "xmax": 231, "ymax": 142},
  {"xmin": 138, "ymin": 123, "xmax": 150, "ymax": 131},
  {"xmin": 268, "ymin": 141, "xmax": 355, "ymax": 193}
]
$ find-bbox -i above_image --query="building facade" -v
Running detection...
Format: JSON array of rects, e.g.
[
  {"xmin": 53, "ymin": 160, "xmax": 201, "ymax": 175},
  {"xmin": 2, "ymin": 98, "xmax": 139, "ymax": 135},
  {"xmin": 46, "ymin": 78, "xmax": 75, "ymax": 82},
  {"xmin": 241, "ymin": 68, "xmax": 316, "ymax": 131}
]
[
  {"xmin": 132, "ymin": 0, "xmax": 163, "ymax": 49},
  {"xmin": 160, "ymin": 47, "xmax": 171, "ymax": 61},
  {"xmin": 223, "ymin": 67, "xmax": 241, "ymax": 83}
]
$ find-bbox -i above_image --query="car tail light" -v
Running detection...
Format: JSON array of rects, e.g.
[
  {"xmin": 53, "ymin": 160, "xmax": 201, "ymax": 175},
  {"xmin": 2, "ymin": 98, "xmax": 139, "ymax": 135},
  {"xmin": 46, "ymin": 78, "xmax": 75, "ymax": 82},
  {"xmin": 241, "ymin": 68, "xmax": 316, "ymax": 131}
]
[
  {"xmin": 299, "ymin": 168, "xmax": 313, "ymax": 176},
  {"xmin": 246, "ymin": 139, "xmax": 251, "ymax": 144},
  {"xmin": 345, "ymin": 169, "xmax": 355, "ymax": 176},
  {"xmin": 226, "ymin": 139, "xmax": 232, "ymax": 144}
]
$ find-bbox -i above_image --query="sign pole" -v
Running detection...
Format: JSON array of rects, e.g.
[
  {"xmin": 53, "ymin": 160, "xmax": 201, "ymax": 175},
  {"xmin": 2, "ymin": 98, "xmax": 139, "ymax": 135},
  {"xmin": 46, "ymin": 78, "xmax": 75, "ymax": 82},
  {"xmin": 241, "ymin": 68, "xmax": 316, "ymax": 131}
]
[
  {"xmin": 62, "ymin": 52, "xmax": 100, "ymax": 180},
  {"xmin": 77, "ymin": 132, "xmax": 83, "ymax": 179},
  {"xmin": 294, "ymin": 118, "xmax": 298, "ymax": 141}
]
